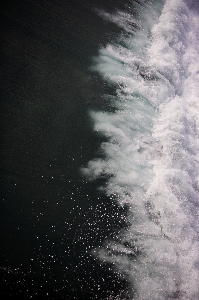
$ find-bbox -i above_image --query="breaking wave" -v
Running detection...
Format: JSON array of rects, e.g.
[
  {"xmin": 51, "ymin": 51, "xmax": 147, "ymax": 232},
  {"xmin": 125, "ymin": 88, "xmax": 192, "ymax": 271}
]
[{"xmin": 83, "ymin": 0, "xmax": 199, "ymax": 298}]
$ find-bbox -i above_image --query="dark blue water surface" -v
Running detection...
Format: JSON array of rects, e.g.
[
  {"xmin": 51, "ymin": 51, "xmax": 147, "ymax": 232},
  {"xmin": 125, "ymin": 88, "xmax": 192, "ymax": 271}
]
[{"xmin": 0, "ymin": 0, "xmax": 133, "ymax": 298}]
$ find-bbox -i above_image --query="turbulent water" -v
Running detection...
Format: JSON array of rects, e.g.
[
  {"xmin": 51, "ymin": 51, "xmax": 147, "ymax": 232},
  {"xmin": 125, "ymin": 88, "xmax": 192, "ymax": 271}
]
[{"xmin": 83, "ymin": 0, "xmax": 199, "ymax": 299}]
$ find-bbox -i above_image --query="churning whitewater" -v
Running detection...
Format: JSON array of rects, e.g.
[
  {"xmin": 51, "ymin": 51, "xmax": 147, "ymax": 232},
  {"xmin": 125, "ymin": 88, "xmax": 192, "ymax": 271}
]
[{"xmin": 83, "ymin": 0, "xmax": 199, "ymax": 299}]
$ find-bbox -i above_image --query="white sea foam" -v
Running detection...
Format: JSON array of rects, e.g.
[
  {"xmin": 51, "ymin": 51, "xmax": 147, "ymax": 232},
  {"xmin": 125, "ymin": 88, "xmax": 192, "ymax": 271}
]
[{"xmin": 83, "ymin": 0, "xmax": 199, "ymax": 298}]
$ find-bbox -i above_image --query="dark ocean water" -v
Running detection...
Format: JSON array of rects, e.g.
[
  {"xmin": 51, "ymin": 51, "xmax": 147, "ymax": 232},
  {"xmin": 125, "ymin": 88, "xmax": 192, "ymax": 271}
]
[{"xmin": 0, "ymin": 0, "xmax": 132, "ymax": 299}]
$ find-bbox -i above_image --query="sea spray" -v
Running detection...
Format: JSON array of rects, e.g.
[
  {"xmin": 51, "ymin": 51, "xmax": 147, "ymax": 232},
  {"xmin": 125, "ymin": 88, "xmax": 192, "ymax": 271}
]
[{"xmin": 83, "ymin": 0, "xmax": 199, "ymax": 298}]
